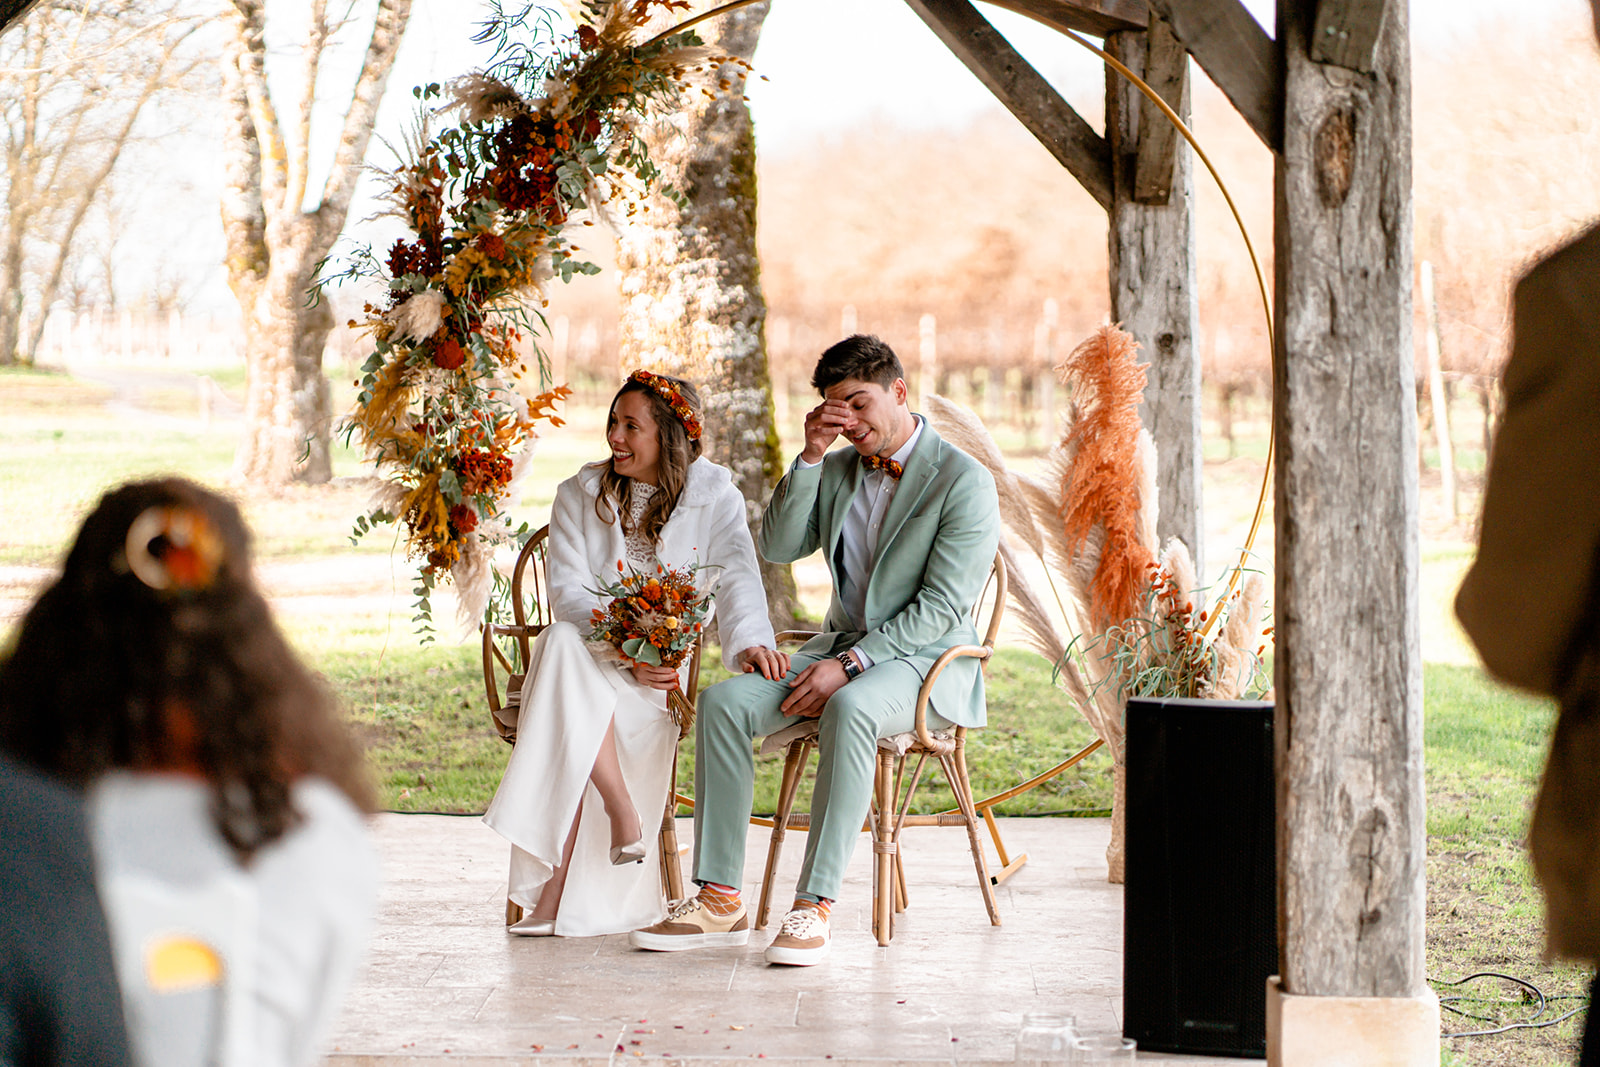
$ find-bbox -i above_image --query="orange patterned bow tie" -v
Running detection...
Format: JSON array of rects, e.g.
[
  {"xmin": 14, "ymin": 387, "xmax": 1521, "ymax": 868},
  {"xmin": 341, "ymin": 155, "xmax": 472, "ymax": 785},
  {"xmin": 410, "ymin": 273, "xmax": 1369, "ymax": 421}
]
[{"xmin": 861, "ymin": 454, "xmax": 903, "ymax": 480}]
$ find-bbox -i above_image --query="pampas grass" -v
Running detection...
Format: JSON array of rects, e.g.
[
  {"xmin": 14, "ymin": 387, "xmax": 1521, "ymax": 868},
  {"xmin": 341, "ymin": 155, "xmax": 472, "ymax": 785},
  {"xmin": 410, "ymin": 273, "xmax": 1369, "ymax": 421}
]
[
  {"xmin": 925, "ymin": 322, "xmax": 1272, "ymax": 883},
  {"xmin": 1057, "ymin": 324, "xmax": 1158, "ymax": 633}
]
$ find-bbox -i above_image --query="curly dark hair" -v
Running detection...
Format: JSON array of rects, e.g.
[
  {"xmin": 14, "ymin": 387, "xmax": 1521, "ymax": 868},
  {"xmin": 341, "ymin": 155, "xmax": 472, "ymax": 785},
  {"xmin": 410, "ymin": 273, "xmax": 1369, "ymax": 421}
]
[
  {"xmin": 0, "ymin": 477, "xmax": 373, "ymax": 860},
  {"xmin": 592, "ymin": 373, "xmax": 704, "ymax": 546}
]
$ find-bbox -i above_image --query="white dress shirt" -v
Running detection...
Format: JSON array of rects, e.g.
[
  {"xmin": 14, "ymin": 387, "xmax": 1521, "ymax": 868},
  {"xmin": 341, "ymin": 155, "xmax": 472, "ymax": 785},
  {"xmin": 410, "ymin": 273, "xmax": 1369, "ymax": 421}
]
[{"xmin": 795, "ymin": 416, "xmax": 923, "ymax": 670}]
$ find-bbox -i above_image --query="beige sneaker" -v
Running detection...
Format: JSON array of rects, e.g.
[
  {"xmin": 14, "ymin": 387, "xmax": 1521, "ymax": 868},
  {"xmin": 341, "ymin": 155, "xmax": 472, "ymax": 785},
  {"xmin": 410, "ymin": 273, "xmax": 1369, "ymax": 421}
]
[
  {"xmin": 763, "ymin": 904, "xmax": 830, "ymax": 966},
  {"xmin": 629, "ymin": 895, "xmax": 750, "ymax": 951}
]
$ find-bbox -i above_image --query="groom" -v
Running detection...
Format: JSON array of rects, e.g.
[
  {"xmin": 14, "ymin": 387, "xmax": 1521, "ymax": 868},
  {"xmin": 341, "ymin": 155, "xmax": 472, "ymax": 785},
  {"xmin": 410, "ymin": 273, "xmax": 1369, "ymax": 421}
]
[{"xmin": 631, "ymin": 334, "xmax": 1000, "ymax": 965}]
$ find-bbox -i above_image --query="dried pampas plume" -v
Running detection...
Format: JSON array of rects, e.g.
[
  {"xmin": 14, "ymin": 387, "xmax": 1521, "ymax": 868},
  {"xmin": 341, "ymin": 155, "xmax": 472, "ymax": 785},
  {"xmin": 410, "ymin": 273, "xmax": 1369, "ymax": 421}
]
[
  {"xmin": 1056, "ymin": 324, "xmax": 1158, "ymax": 632},
  {"xmin": 925, "ymin": 394, "xmax": 1043, "ymax": 557},
  {"xmin": 390, "ymin": 289, "xmax": 446, "ymax": 344},
  {"xmin": 442, "ymin": 73, "xmax": 528, "ymax": 124}
]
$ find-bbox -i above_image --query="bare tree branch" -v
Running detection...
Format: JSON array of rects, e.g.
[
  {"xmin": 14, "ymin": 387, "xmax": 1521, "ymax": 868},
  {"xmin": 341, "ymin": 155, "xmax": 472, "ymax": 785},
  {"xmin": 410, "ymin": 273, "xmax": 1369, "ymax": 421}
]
[
  {"xmin": 283, "ymin": 0, "xmax": 331, "ymax": 220},
  {"xmin": 314, "ymin": 0, "xmax": 411, "ymax": 248},
  {"xmin": 227, "ymin": 0, "xmax": 288, "ymax": 220}
]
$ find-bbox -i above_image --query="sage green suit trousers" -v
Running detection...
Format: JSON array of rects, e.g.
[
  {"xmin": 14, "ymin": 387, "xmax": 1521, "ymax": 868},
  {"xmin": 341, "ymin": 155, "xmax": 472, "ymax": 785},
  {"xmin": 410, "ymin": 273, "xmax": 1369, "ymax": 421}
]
[{"xmin": 691, "ymin": 646, "xmax": 951, "ymax": 902}]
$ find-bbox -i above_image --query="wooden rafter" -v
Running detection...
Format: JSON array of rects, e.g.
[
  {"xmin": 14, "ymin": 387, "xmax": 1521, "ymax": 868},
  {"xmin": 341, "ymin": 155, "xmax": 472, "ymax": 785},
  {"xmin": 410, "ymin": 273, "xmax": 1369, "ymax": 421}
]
[
  {"xmin": 903, "ymin": 0, "xmax": 1112, "ymax": 210},
  {"xmin": 1144, "ymin": 0, "xmax": 1282, "ymax": 153},
  {"xmin": 1131, "ymin": 15, "xmax": 1187, "ymax": 205},
  {"xmin": 0, "ymin": 0, "xmax": 41, "ymax": 34},
  {"xmin": 983, "ymin": 0, "xmax": 1145, "ymax": 37},
  {"xmin": 1309, "ymin": 0, "xmax": 1389, "ymax": 73}
]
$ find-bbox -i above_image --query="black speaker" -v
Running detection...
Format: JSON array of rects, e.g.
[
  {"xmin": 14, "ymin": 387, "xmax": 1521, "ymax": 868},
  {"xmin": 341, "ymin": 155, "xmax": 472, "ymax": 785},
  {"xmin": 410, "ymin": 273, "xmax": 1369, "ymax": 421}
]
[{"xmin": 1122, "ymin": 697, "xmax": 1276, "ymax": 1058}]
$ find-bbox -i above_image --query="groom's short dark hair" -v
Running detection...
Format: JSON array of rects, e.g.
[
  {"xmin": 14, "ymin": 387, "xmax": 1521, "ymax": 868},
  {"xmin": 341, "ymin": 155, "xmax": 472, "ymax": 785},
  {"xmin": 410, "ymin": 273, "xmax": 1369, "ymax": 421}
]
[{"xmin": 812, "ymin": 334, "xmax": 905, "ymax": 395}]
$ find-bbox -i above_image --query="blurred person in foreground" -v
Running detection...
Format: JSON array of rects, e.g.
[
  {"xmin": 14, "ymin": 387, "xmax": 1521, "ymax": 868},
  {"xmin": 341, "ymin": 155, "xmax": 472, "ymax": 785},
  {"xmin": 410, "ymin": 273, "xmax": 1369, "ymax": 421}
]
[
  {"xmin": 0, "ymin": 751, "xmax": 131, "ymax": 1065},
  {"xmin": 0, "ymin": 477, "xmax": 378, "ymax": 1067},
  {"xmin": 1456, "ymin": 5, "xmax": 1600, "ymax": 1061}
]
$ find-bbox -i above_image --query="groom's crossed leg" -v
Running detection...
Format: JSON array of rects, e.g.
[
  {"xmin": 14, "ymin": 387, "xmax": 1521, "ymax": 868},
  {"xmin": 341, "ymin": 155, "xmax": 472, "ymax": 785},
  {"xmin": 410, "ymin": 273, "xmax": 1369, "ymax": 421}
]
[{"xmin": 630, "ymin": 650, "xmax": 950, "ymax": 964}]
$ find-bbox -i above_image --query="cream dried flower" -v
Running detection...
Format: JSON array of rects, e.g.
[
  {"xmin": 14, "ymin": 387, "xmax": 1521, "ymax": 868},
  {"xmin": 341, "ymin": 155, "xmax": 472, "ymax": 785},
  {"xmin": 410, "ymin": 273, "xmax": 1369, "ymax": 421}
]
[
  {"xmin": 443, "ymin": 72, "xmax": 527, "ymax": 125},
  {"xmin": 390, "ymin": 289, "xmax": 446, "ymax": 344}
]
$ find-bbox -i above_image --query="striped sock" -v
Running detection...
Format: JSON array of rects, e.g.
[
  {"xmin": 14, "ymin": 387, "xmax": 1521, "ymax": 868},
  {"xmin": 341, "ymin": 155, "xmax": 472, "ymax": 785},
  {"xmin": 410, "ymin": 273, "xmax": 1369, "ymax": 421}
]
[
  {"xmin": 793, "ymin": 897, "xmax": 831, "ymax": 921},
  {"xmin": 698, "ymin": 883, "xmax": 741, "ymax": 915}
]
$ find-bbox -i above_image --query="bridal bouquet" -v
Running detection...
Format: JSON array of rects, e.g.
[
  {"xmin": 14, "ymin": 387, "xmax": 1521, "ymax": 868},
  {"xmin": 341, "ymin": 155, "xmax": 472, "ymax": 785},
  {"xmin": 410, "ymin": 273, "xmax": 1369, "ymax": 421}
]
[{"xmin": 588, "ymin": 561, "xmax": 715, "ymax": 730}]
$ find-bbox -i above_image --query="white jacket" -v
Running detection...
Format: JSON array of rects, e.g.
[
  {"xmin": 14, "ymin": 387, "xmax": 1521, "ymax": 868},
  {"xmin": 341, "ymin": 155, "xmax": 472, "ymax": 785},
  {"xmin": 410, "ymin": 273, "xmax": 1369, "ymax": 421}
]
[{"xmin": 546, "ymin": 456, "xmax": 777, "ymax": 670}]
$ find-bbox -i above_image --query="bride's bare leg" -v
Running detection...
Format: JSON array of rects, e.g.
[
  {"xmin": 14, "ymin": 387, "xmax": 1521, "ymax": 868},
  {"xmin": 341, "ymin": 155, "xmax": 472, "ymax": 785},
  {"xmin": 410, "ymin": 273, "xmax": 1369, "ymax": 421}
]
[
  {"xmin": 589, "ymin": 716, "xmax": 643, "ymax": 847},
  {"xmin": 529, "ymin": 804, "xmax": 583, "ymax": 920}
]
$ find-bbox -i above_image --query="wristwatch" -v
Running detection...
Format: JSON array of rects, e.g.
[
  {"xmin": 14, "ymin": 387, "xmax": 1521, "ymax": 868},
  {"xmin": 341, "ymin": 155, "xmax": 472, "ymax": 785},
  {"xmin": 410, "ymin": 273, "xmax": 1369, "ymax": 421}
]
[{"xmin": 835, "ymin": 650, "xmax": 863, "ymax": 681}]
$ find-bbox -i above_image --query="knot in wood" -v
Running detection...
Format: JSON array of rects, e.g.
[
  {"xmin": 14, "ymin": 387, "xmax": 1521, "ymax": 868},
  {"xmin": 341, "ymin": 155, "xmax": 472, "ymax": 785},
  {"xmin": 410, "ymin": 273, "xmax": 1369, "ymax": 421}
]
[
  {"xmin": 1156, "ymin": 332, "xmax": 1176, "ymax": 354},
  {"xmin": 1314, "ymin": 106, "xmax": 1357, "ymax": 209}
]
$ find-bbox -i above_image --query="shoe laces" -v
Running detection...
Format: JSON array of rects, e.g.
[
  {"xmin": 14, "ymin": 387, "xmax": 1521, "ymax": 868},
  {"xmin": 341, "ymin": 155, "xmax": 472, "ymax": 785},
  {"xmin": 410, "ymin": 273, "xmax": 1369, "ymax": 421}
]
[
  {"xmin": 778, "ymin": 906, "xmax": 827, "ymax": 939},
  {"xmin": 666, "ymin": 897, "xmax": 705, "ymax": 921}
]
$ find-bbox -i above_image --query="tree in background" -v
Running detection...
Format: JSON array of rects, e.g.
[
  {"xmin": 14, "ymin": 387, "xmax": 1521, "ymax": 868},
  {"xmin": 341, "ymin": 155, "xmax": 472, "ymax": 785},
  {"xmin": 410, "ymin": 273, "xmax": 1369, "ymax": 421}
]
[
  {"xmin": 220, "ymin": 0, "xmax": 411, "ymax": 485},
  {"xmin": 611, "ymin": 1, "xmax": 798, "ymax": 627},
  {"xmin": 0, "ymin": 0, "xmax": 207, "ymax": 365}
]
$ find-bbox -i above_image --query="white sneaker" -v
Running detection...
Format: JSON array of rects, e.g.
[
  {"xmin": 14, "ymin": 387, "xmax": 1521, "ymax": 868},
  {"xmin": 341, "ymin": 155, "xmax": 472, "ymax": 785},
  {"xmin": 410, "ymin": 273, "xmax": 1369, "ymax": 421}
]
[
  {"xmin": 763, "ymin": 904, "xmax": 830, "ymax": 966},
  {"xmin": 629, "ymin": 895, "xmax": 751, "ymax": 951}
]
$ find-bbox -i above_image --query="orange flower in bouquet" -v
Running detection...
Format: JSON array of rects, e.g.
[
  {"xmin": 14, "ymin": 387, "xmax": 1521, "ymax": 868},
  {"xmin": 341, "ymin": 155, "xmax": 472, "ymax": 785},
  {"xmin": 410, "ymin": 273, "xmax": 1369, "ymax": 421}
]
[{"xmin": 588, "ymin": 560, "xmax": 716, "ymax": 729}]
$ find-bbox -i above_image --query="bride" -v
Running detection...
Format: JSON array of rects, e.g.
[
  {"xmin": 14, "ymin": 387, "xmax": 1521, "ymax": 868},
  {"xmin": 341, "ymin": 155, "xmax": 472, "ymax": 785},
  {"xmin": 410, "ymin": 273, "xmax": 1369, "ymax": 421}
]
[{"xmin": 484, "ymin": 370, "xmax": 787, "ymax": 937}]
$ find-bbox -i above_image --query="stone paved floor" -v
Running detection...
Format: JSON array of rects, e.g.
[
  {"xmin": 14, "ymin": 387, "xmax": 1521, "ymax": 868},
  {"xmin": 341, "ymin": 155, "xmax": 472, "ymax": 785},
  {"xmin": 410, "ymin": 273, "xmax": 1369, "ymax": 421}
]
[{"xmin": 323, "ymin": 814, "xmax": 1237, "ymax": 1066}]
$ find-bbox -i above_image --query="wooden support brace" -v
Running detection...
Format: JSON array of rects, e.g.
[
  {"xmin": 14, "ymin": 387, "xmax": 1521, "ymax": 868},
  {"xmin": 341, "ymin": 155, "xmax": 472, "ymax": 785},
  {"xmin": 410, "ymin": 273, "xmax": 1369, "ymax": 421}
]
[
  {"xmin": 903, "ymin": 0, "xmax": 1113, "ymax": 211},
  {"xmin": 1309, "ymin": 0, "xmax": 1389, "ymax": 73},
  {"xmin": 1144, "ymin": 0, "xmax": 1282, "ymax": 153},
  {"xmin": 1132, "ymin": 15, "xmax": 1188, "ymax": 205},
  {"xmin": 982, "ymin": 0, "xmax": 1145, "ymax": 37}
]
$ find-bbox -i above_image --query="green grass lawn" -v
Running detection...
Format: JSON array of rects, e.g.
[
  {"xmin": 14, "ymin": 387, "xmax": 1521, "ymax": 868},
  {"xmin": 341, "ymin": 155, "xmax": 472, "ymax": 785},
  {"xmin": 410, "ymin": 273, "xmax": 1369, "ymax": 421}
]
[{"xmin": 323, "ymin": 642, "xmax": 1112, "ymax": 819}]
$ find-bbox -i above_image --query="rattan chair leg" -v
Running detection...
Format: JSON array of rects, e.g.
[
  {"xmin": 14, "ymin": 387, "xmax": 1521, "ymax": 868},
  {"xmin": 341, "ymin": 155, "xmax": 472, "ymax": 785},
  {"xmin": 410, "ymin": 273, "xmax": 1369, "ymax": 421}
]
[
  {"xmin": 659, "ymin": 747, "xmax": 686, "ymax": 904},
  {"xmin": 872, "ymin": 748, "xmax": 898, "ymax": 946},
  {"xmin": 757, "ymin": 738, "xmax": 812, "ymax": 930},
  {"xmin": 506, "ymin": 897, "xmax": 524, "ymax": 926},
  {"xmin": 948, "ymin": 747, "xmax": 1001, "ymax": 926}
]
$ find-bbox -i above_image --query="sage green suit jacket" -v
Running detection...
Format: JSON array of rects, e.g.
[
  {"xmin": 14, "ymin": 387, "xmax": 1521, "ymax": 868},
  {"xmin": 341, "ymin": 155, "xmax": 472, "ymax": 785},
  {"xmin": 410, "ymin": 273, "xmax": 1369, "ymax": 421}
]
[{"xmin": 759, "ymin": 420, "xmax": 1001, "ymax": 727}]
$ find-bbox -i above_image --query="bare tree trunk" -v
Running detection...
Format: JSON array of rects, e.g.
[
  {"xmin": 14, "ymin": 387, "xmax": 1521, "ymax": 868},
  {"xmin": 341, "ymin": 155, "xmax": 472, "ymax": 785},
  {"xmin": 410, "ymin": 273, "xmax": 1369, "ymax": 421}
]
[
  {"xmin": 221, "ymin": 0, "xmax": 410, "ymax": 486},
  {"xmin": 615, "ymin": 2, "xmax": 799, "ymax": 628}
]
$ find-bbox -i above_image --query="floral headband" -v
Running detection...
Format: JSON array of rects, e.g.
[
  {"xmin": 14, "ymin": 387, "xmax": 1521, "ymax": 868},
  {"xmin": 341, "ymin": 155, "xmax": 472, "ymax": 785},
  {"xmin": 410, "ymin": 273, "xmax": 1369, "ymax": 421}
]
[
  {"xmin": 629, "ymin": 369, "xmax": 702, "ymax": 440},
  {"xmin": 121, "ymin": 506, "xmax": 225, "ymax": 594}
]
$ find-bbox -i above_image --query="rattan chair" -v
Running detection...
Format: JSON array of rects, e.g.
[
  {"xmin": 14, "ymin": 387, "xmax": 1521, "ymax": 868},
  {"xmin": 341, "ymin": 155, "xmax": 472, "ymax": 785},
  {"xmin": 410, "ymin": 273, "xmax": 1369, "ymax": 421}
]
[
  {"xmin": 753, "ymin": 551, "xmax": 1009, "ymax": 945},
  {"xmin": 481, "ymin": 525, "xmax": 700, "ymax": 924}
]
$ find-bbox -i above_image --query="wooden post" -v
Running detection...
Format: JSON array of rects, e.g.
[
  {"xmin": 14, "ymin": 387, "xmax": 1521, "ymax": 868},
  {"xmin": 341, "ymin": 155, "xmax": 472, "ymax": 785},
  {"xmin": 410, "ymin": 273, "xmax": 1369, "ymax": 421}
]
[
  {"xmin": 1106, "ymin": 16, "xmax": 1203, "ymax": 576},
  {"xmin": 1419, "ymin": 261, "xmax": 1458, "ymax": 520},
  {"xmin": 1270, "ymin": 0, "xmax": 1437, "ymax": 1060}
]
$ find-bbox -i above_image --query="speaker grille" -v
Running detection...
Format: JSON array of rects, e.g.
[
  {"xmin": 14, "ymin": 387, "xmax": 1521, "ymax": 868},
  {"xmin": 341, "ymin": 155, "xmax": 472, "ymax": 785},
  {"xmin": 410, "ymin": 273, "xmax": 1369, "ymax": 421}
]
[{"xmin": 1123, "ymin": 697, "xmax": 1275, "ymax": 1058}]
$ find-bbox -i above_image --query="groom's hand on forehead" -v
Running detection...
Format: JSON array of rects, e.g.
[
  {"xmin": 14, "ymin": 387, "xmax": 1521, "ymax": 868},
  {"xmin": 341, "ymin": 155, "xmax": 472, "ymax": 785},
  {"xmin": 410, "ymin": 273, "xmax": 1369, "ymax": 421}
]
[{"xmin": 802, "ymin": 399, "xmax": 853, "ymax": 460}]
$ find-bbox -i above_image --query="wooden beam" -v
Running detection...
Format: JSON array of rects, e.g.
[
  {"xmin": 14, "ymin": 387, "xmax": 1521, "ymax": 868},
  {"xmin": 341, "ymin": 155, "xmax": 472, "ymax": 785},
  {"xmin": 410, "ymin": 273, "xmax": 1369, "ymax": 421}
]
[
  {"xmin": 1107, "ymin": 27, "xmax": 1202, "ymax": 572},
  {"xmin": 0, "ymin": 0, "xmax": 41, "ymax": 34},
  {"xmin": 1145, "ymin": 0, "xmax": 1282, "ymax": 153},
  {"xmin": 1132, "ymin": 15, "xmax": 1187, "ymax": 205},
  {"xmin": 983, "ymin": 0, "xmax": 1146, "ymax": 37},
  {"xmin": 1309, "ymin": 0, "xmax": 1389, "ymax": 73},
  {"xmin": 1274, "ymin": 0, "xmax": 1425, "ymax": 1003},
  {"xmin": 904, "ymin": 0, "xmax": 1112, "ymax": 210}
]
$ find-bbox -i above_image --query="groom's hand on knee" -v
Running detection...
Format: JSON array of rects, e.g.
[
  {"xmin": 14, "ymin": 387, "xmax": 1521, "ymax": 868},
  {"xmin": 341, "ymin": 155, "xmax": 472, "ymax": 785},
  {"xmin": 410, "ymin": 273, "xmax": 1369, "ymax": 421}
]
[{"xmin": 780, "ymin": 658, "xmax": 848, "ymax": 718}]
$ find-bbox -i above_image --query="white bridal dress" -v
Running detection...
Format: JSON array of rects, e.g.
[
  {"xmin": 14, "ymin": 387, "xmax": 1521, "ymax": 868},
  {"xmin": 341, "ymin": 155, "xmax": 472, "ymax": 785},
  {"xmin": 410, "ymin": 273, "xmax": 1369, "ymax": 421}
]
[{"xmin": 483, "ymin": 482, "xmax": 690, "ymax": 937}]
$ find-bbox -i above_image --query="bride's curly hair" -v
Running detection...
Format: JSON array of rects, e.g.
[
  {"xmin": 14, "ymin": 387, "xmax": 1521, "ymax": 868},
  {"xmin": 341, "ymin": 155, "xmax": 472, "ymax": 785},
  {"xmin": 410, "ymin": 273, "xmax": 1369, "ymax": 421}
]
[
  {"xmin": 0, "ymin": 477, "xmax": 373, "ymax": 860},
  {"xmin": 592, "ymin": 372, "xmax": 704, "ymax": 545}
]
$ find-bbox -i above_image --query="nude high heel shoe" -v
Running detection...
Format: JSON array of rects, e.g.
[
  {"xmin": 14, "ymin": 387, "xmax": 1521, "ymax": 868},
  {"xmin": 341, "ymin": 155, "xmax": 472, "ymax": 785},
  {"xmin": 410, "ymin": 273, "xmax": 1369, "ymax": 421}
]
[
  {"xmin": 508, "ymin": 915, "xmax": 557, "ymax": 936},
  {"xmin": 610, "ymin": 838, "xmax": 647, "ymax": 865}
]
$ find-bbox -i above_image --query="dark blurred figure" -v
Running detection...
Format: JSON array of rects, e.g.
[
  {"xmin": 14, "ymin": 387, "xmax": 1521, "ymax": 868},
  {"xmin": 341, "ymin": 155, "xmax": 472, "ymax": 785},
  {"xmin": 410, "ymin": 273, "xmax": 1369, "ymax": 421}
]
[
  {"xmin": 1457, "ymin": 8, "xmax": 1600, "ymax": 1061},
  {"xmin": 0, "ymin": 752, "xmax": 131, "ymax": 1066},
  {"xmin": 0, "ymin": 477, "xmax": 377, "ymax": 1067}
]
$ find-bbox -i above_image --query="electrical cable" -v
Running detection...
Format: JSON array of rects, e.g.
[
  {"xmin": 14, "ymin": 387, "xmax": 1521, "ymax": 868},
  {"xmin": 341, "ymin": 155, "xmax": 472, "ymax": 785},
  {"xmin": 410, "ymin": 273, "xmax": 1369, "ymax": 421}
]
[{"xmin": 1431, "ymin": 970, "xmax": 1590, "ymax": 1039}]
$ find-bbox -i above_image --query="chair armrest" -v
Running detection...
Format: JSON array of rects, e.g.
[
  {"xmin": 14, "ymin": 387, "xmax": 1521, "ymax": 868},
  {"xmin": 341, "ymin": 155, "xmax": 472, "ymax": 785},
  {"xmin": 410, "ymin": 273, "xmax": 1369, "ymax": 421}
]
[
  {"xmin": 774, "ymin": 629, "xmax": 820, "ymax": 646},
  {"xmin": 911, "ymin": 645, "xmax": 993, "ymax": 748}
]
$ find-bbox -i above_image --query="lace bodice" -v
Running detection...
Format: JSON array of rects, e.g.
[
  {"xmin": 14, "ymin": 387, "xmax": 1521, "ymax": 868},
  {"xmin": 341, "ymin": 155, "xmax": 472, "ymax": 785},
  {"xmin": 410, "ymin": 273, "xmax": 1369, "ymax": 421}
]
[{"xmin": 624, "ymin": 482, "xmax": 659, "ymax": 569}]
